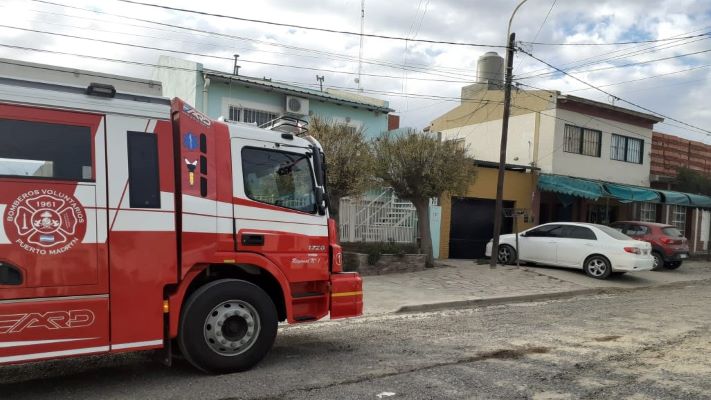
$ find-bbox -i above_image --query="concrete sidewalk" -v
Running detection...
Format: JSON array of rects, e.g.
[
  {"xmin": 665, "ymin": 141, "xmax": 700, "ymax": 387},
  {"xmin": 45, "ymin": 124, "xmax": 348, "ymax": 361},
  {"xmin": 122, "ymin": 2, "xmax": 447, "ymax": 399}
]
[{"xmin": 362, "ymin": 259, "xmax": 711, "ymax": 315}]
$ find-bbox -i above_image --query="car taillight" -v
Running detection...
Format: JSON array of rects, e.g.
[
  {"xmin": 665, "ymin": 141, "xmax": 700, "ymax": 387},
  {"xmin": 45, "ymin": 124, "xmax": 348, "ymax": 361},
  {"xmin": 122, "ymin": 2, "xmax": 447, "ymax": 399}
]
[
  {"xmin": 624, "ymin": 247, "xmax": 642, "ymax": 254},
  {"xmin": 660, "ymin": 237, "xmax": 673, "ymax": 245}
]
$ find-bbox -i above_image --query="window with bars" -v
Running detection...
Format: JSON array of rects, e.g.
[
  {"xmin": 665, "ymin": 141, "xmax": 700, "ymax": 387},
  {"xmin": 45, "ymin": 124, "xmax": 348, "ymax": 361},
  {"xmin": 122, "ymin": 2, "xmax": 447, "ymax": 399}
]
[
  {"xmin": 640, "ymin": 202, "xmax": 656, "ymax": 222},
  {"xmin": 228, "ymin": 106, "xmax": 279, "ymax": 127},
  {"xmin": 671, "ymin": 205, "xmax": 686, "ymax": 233},
  {"xmin": 563, "ymin": 124, "xmax": 601, "ymax": 157},
  {"xmin": 610, "ymin": 134, "xmax": 643, "ymax": 164}
]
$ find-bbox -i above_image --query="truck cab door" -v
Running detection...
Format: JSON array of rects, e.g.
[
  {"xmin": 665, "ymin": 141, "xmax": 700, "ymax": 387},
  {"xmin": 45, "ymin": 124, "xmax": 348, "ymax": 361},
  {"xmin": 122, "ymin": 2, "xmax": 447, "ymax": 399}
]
[
  {"xmin": 0, "ymin": 104, "xmax": 109, "ymax": 364},
  {"xmin": 230, "ymin": 136, "xmax": 331, "ymax": 284}
]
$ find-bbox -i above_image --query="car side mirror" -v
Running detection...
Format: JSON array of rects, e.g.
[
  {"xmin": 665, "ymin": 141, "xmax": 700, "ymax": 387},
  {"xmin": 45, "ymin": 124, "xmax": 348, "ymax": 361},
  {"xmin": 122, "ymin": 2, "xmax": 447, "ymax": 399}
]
[{"xmin": 519, "ymin": 232, "xmax": 527, "ymax": 237}]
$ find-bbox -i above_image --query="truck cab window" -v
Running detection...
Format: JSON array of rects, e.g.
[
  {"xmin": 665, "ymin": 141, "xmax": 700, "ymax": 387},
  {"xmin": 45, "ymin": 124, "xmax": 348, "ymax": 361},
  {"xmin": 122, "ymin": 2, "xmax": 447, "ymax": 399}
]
[
  {"xmin": 0, "ymin": 118, "xmax": 92, "ymax": 181},
  {"xmin": 242, "ymin": 148, "xmax": 316, "ymax": 213}
]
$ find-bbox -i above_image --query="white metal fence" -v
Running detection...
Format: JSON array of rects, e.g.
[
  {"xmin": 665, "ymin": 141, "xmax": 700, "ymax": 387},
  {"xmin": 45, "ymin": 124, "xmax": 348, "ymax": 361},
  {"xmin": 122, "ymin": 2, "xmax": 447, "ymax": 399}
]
[{"xmin": 339, "ymin": 189, "xmax": 418, "ymax": 243}]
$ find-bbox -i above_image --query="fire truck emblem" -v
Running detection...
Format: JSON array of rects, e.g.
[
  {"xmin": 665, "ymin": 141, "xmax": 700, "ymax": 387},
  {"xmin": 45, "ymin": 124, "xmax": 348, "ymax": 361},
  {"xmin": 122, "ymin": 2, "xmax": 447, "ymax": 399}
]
[
  {"xmin": 4, "ymin": 190, "xmax": 86, "ymax": 255},
  {"xmin": 185, "ymin": 158, "xmax": 198, "ymax": 186}
]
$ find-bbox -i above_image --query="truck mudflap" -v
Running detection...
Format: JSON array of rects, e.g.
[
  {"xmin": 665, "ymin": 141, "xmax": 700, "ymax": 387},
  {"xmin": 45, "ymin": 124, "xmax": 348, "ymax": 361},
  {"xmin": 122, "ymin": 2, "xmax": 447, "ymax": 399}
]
[{"xmin": 329, "ymin": 272, "xmax": 363, "ymax": 319}]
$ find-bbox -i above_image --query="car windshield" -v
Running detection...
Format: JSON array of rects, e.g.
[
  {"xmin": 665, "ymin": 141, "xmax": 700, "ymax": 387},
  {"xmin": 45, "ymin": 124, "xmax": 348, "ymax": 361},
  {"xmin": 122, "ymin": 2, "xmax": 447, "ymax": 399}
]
[
  {"xmin": 595, "ymin": 224, "xmax": 633, "ymax": 241},
  {"xmin": 662, "ymin": 227, "xmax": 683, "ymax": 237}
]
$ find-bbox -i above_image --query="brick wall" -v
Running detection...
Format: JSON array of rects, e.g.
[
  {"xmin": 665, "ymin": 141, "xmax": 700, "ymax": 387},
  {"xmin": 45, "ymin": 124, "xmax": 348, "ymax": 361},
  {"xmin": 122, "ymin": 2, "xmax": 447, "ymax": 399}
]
[{"xmin": 651, "ymin": 132, "xmax": 711, "ymax": 178}]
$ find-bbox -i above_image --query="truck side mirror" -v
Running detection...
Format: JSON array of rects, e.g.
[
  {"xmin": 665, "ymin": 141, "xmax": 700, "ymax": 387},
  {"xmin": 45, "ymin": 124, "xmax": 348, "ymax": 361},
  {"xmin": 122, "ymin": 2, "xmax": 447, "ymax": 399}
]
[{"xmin": 315, "ymin": 187, "xmax": 326, "ymax": 215}]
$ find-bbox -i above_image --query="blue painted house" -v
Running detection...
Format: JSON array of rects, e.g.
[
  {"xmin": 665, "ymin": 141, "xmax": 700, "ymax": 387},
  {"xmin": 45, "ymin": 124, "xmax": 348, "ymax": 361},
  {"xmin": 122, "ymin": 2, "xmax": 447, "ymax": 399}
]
[{"xmin": 154, "ymin": 56, "xmax": 394, "ymax": 138}]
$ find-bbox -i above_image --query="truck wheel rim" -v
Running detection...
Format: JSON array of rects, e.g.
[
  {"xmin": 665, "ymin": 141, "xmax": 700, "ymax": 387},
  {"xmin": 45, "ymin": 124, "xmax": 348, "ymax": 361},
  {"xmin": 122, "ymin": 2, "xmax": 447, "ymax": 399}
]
[
  {"xmin": 587, "ymin": 259, "xmax": 606, "ymax": 276},
  {"xmin": 204, "ymin": 300, "xmax": 261, "ymax": 356}
]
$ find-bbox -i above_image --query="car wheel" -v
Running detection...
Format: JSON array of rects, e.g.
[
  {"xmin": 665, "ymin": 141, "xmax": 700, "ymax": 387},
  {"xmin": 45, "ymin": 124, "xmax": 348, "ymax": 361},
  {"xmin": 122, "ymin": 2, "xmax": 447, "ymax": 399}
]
[
  {"xmin": 497, "ymin": 245, "xmax": 516, "ymax": 265},
  {"xmin": 583, "ymin": 255, "xmax": 612, "ymax": 279},
  {"xmin": 664, "ymin": 261, "xmax": 682, "ymax": 270},
  {"xmin": 179, "ymin": 279, "xmax": 278, "ymax": 374},
  {"xmin": 651, "ymin": 252, "xmax": 664, "ymax": 271}
]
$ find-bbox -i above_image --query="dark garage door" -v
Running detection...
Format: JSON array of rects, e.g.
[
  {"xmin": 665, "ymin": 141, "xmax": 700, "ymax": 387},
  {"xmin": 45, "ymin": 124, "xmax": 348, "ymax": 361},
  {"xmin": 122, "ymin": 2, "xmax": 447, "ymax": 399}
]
[{"xmin": 449, "ymin": 197, "xmax": 514, "ymax": 259}]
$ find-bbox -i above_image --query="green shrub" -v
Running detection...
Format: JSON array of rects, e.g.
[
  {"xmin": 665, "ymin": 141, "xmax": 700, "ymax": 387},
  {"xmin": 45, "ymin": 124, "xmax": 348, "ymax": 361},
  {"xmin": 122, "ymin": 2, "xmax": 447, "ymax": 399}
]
[{"xmin": 342, "ymin": 241, "xmax": 419, "ymax": 265}]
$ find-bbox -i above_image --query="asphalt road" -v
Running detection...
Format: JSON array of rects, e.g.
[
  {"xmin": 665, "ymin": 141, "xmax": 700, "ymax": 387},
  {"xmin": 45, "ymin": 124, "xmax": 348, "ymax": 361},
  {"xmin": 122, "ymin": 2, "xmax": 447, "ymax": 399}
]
[{"xmin": 3, "ymin": 281, "xmax": 711, "ymax": 400}]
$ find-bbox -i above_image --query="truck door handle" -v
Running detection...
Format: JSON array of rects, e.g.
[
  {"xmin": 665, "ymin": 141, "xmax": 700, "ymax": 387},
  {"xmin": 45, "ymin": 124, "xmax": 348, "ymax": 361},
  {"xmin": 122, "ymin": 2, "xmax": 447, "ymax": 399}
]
[{"xmin": 241, "ymin": 234, "xmax": 264, "ymax": 246}]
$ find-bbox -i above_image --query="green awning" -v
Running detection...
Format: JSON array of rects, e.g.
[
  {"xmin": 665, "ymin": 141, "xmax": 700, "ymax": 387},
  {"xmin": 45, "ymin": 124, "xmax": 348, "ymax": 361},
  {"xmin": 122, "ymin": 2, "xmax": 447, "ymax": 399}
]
[
  {"xmin": 686, "ymin": 193, "xmax": 711, "ymax": 208},
  {"xmin": 604, "ymin": 183, "xmax": 660, "ymax": 203},
  {"xmin": 657, "ymin": 190, "xmax": 691, "ymax": 205},
  {"xmin": 538, "ymin": 174, "xmax": 605, "ymax": 200}
]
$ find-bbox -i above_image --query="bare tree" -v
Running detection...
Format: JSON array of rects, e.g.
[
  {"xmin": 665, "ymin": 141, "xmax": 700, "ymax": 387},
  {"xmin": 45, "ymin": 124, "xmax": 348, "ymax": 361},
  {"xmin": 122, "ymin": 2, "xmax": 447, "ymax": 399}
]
[
  {"xmin": 372, "ymin": 130, "xmax": 475, "ymax": 266},
  {"xmin": 308, "ymin": 116, "xmax": 374, "ymax": 221}
]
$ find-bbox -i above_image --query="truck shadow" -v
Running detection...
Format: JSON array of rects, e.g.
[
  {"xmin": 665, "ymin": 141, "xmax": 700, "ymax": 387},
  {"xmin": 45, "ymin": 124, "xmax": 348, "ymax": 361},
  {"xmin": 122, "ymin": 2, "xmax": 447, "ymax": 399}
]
[{"xmin": 0, "ymin": 333, "xmax": 357, "ymax": 400}]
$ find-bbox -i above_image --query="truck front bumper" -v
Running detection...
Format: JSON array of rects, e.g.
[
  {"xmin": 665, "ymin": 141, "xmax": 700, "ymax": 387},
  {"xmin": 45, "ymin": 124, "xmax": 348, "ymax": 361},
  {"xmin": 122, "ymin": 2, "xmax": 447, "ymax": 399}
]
[{"xmin": 330, "ymin": 272, "xmax": 363, "ymax": 319}]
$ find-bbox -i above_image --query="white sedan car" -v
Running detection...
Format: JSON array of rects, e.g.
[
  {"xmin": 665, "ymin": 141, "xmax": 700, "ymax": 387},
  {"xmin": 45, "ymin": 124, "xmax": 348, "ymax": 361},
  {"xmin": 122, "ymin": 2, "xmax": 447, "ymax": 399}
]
[{"xmin": 485, "ymin": 222, "xmax": 654, "ymax": 279}]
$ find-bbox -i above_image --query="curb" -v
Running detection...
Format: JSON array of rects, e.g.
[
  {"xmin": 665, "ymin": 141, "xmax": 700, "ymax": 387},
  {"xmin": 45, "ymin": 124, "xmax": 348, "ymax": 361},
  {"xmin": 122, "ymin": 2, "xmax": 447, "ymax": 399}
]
[{"xmin": 394, "ymin": 278, "xmax": 711, "ymax": 314}]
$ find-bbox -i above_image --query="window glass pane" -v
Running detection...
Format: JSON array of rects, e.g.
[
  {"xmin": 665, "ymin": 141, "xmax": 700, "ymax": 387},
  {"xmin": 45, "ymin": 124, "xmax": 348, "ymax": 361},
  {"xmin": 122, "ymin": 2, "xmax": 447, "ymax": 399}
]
[
  {"xmin": 640, "ymin": 202, "xmax": 656, "ymax": 222},
  {"xmin": 228, "ymin": 106, "xmax": 240, "ymax": 122},
  {"xmin": 243, "ymin": 108, "xmax": 278, "ymax": 127},
  {"xmin": 0, "ymin": 118, "xmax": 92, "ymax": 181},
  {"xmin": 610, "ymin": 134, "xmax": 626, "ymax": 161},
  {"xmin": 662, "ymin": 227, "xmax": 682, "ymax": 237},
  {"xmin": 582, "ymin": 128, "xmax": 601, "ymax": 157},
  {"xmin": 242, "ymin": 148, "xmax": 316, "ymax": 213},
  {"xmin": 563, "ymin": 125, "xmax": 581, "ymax": 154},
  {"xmin": 671, "ymin": 205, "xmax": 686, "ymax": 232},
  {"xmin": 127, "ymin": 131, "xmax": 160, "ymax": 208},
  {"xmin": 627, "ymin": 137, "xmax": 642, "ymax": 163},
  {"xmin": 564, "ymin": 226, "xmax": 597, "ymax": 240},
  {"xmin": 596, "ymin": 224, "xmax": 632, "ymax": 240}
]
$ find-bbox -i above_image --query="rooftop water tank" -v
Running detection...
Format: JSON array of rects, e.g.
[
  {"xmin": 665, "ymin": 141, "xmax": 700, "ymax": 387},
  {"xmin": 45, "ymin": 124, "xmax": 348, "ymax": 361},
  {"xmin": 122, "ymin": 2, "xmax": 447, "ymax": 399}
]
[{"xmin": 477, "ymin": 52, "xmax": 504, "ymax": 86}]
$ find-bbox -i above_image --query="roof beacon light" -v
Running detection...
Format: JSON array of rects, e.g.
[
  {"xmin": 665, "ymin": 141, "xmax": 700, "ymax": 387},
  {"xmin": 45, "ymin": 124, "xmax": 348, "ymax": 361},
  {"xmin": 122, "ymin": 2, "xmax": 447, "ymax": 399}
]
[{"xmin": 86, "ymin": 82, "xmax": 116, "ymax": 98}]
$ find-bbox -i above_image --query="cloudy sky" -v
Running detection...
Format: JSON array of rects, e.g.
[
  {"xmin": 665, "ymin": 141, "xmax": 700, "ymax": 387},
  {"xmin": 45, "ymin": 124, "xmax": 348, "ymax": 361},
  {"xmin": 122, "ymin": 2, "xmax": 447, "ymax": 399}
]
[{"xmin": 1, "ymin": 0, "xmax": 710, "ymax": 142}]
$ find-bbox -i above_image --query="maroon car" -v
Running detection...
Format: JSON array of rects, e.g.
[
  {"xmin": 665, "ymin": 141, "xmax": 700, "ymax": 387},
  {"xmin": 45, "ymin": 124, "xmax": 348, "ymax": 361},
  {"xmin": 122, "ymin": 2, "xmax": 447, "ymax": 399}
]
[{"xmin": 610, "ymin": 221, "xmax": 689, "ymax": 270}]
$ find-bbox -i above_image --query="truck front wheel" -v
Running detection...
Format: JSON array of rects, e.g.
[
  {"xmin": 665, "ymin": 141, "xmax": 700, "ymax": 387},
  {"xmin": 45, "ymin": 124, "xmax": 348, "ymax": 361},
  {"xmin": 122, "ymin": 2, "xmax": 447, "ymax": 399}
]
[{"xmin": 178, "ymin": 279, "xmax": 278, "ymax": 374}]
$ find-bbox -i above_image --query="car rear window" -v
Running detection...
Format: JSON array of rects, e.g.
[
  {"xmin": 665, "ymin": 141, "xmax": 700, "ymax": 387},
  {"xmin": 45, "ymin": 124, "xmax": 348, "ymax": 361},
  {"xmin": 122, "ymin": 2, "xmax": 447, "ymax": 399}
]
[
  {"xmin": 595, "ymin": 225, "xmax": 632, "ymax": 241},
  {"xmin": 662, "ymin": 227, "xmax": 682, "ymax": 237}
]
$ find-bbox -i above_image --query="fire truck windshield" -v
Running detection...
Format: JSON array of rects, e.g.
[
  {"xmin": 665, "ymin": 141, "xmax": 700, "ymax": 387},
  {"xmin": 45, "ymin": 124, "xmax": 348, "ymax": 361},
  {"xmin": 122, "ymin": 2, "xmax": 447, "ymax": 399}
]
[{"xmin": 242, "ymin": 147, "xmax": 317, "ymax": 213}]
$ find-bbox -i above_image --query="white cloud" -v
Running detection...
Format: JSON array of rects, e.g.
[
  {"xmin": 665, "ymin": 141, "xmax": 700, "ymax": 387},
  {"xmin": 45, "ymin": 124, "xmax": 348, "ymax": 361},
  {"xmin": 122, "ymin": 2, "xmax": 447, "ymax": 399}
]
[{"xmin": 0, "ymin": 0, "xmax": 709, "ymax": 141}]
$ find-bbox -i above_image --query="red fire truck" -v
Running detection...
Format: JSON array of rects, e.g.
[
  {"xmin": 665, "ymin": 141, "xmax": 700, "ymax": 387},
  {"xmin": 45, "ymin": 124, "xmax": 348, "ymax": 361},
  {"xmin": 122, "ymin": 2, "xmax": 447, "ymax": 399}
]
[{"xmin": 0, "ymin": 77, "xmax": 362, "ymax": 373}]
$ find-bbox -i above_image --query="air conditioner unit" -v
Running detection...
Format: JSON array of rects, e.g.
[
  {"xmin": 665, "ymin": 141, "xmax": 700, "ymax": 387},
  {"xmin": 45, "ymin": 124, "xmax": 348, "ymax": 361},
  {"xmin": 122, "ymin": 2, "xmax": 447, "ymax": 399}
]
[{"xmin": 285, "ymin": 96, "xmax": 309, "ymax": 115}]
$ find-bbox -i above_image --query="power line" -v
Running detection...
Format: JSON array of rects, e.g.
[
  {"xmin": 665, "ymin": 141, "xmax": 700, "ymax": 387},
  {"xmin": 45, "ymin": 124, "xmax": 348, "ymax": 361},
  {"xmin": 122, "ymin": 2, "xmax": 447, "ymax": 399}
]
[
  {"xmin": 26, "ymin": 0, "xmax": 480, "ymax": 80},
  {"xmin": 515, "ymin": 53, "xmax": 711, "ymax": 137},
  {"xmin": 0, "ymin": 26, "xmax": 478, "ymax": 84},
  {"xmin": 564, "ymin": 63, "xmax": 711, "ymax": 93},
  {"xmin": 516, "ymin": 25, "xmax": 711, "ymax": 80},
  {"xmin": 112, "ymin": 0, "xmax": 504, "ymax": 48},
  {"xmin": 518, "ymin": 43, "xmax": 711, "ymax": 80},
  {"xmin": 521, "ymin": 32, "xmax": 710, "ymax": 46}
]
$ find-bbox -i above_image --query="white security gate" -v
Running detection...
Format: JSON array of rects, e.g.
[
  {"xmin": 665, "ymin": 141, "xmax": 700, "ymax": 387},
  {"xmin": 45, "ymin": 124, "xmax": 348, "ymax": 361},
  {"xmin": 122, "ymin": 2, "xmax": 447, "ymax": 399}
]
[{"xmin": 339, "ymin": 189, "xmax": 417, "ymax": 243}]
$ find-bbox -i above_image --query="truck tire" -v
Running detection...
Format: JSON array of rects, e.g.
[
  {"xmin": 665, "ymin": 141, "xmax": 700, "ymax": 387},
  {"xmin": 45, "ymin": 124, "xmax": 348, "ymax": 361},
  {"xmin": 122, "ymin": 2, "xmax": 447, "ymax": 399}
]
[{"xmin": 178, "ymin": 279, "xmax": 278, "ymax": 374}]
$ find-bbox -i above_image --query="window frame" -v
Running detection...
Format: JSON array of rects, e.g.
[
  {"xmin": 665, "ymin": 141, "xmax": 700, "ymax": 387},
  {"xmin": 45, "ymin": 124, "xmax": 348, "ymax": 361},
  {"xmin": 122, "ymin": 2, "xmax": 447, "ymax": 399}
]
[
  {"xmin": 561, "ymin": 225, "xmax": 597, "ymax": 240},
  {"xmin": 526, "ymin": 224, "xmax": 564, "ymax": 238},
  {"xmin": 563, "ymin": 124, "xmax": 601, "ymax": 157},
  {"xmin": 240, "ymin": 146, "xmax": 318, "ymax": 214},
  {"xmin": 228, "ymin": 106, "xmax": 279, "ymax": 127},
  {"xmin": 610, "ymin": 133, "xmax": 643, "ymax": 164},
  {"xmin": 126, "ymin": 131, "xmax": 161, "ymax": 209},
  {"xmin": 0, "ymin": 118, "xmax": 94, "ymax": 182},
  {"xmin": 670, "ymin": 205, "xmax": 686, "ymax": 233},
  {"xmin": 640, "ymin": 202, "xmax": 656, "ymax": 222}
]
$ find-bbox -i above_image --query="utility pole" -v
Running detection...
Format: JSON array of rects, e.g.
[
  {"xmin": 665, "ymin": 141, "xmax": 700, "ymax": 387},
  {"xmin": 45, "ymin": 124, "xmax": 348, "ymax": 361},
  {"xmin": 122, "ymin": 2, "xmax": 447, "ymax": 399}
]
[
  {"xmin": 316, "ymin": 75, "xmax": 325, "ymax": 92},
  {"xmin": 490, "ymin": 32, "xmax": 516, "ymax": 268},
  {"xmin": 490, "ymin": 0, "xmax": 528, "ymax": 268}
]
